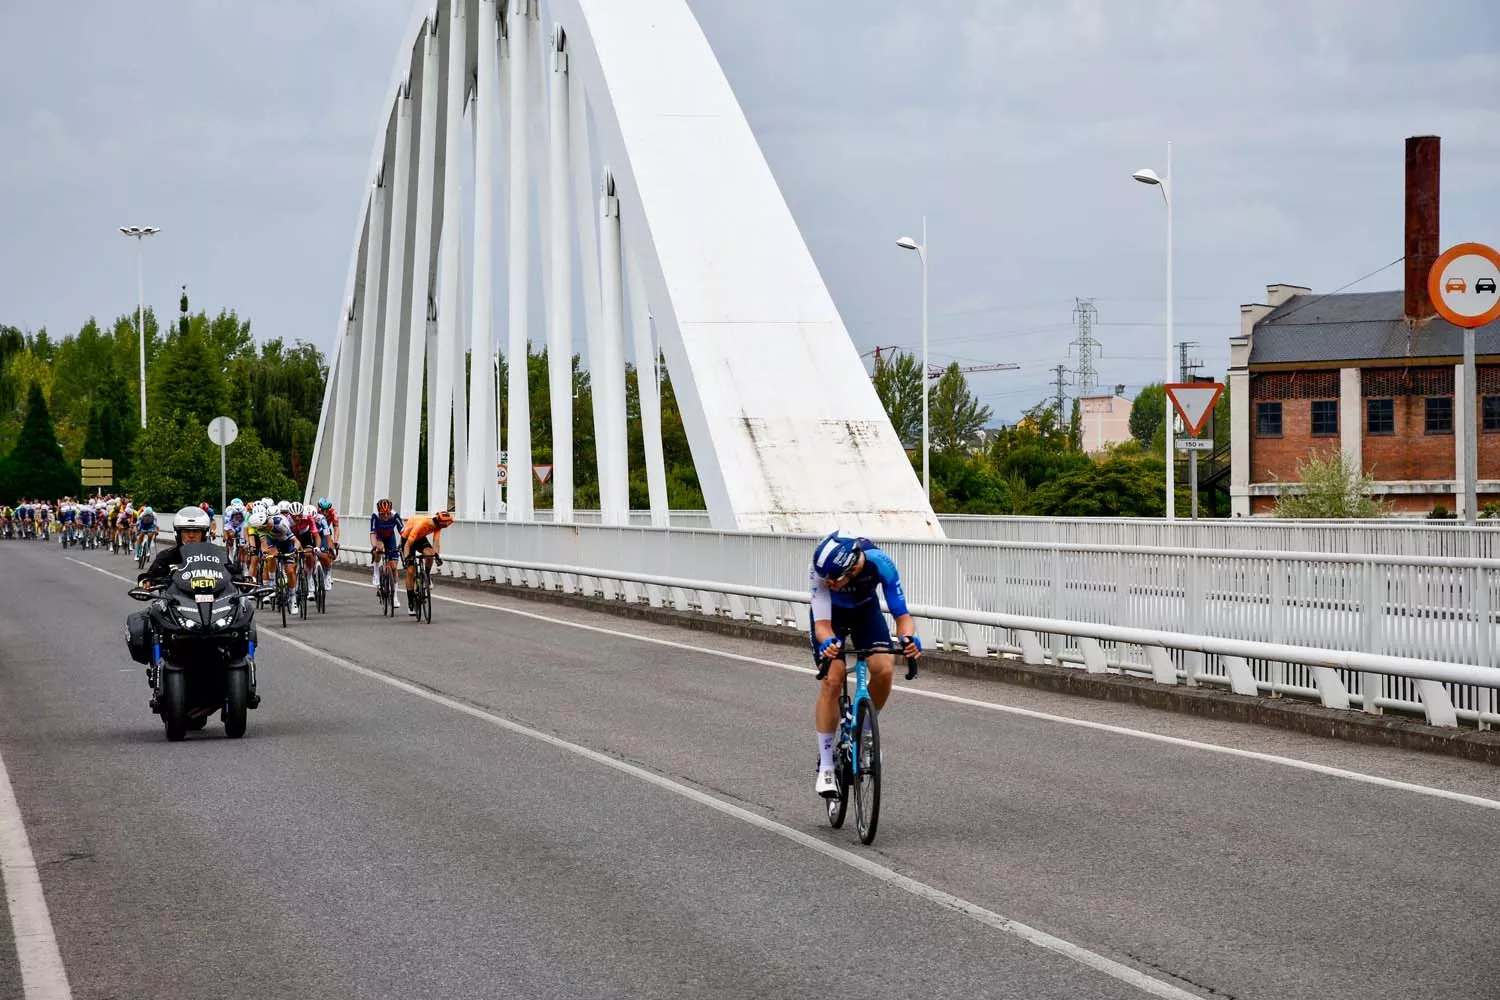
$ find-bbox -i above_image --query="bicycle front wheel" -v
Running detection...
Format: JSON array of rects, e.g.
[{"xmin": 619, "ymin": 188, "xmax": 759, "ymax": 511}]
[
  {"xmin": 420, "ymin": 565, "xmax": 432, "ymax": 624},
  {"xmin": 853, "ymin": 699, "xmax": 881, "ymax": 845}
]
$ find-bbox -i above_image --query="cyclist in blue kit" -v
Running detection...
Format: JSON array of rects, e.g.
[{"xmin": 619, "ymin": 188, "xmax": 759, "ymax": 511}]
[{"xmin": 807, "ymin": 531, "xmax": 922, "ymax": 798}]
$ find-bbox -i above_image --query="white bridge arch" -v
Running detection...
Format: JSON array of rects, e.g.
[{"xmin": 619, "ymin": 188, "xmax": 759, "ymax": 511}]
[{"xmin": 307, "ymin": 0, "xmax": 939, "ymax": 537}]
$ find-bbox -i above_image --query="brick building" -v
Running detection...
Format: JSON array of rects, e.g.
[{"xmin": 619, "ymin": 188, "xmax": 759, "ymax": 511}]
[{"xmin": 1228, "ymin": 136, "xmax": 1500, "ymax": 517}]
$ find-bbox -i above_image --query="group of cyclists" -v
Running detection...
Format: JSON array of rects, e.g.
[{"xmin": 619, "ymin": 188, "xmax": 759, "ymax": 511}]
[
  {"xmin": 1, "ymin": 495, "xmax": 163, "ymax": 557},
  {"xmin": 99, "ymin": 493, "xmax": 450, "ymax": 621}
]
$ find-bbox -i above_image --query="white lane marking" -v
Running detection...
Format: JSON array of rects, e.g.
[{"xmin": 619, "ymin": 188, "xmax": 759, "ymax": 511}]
[
  {"xmin": 338, "ymin": 573, "xmax": 1500, "ymax": 813},
  {"xmin": 261, "ymin": 625, "xmax": 1203, "ymax": 1000},
  {"xmin": 0, "ymin": 734, "xmax": 74, "ymax": 999}
]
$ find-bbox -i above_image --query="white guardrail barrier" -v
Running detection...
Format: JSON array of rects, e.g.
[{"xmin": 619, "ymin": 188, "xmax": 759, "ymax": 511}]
[
  {"xmin": 337, "ymin": 519, "xmax": 1500, "ymax": 730},
  {"xmin": 538, "ymin": 509, "xmax": 1500, "ymax": 559}
]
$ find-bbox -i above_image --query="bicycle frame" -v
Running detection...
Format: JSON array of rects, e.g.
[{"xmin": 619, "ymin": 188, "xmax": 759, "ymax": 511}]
[{"xmin": 840, "ymin": 653, "xmax": 875, "ymax": 780}]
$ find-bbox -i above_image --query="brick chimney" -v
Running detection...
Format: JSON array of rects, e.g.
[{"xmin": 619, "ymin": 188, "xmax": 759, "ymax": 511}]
[{"xmin": 1404, "ymin": 135, "xmax": 1440, "ymax": 324}]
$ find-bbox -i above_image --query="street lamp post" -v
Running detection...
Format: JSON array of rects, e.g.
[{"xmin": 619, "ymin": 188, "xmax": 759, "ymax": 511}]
[
  {"xmin": 896, "ymin": 217, "xmax": 929, "ymax": 500},
  {"xmin": 1133, "ymin": 144, "xmax": 1175, "ymax": 519},
  {"xmin": 119, "ymin": 226, "xmax": 161, "ymax": 428}
]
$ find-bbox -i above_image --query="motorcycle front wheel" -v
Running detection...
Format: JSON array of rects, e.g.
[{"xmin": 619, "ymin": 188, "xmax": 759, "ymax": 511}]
[
  {"xmin": 162, "ymin": 671, "xmax": 188, "ymax": 742},
  {"xmin": 223, "ymin": 668, "xmax": 249, "ymax": 739}
]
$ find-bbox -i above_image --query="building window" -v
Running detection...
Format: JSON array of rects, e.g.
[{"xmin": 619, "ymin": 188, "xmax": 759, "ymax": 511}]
[
  {"xmin": 1255, "ymin": 401, "xmax": 1282, "ymax": 437},
  {"xmin": 1366, "ymin": 398, "xmax": 1395, "ymax": 435},
  {"xmin": 1484, "ymin": 396, "xmax": 1500, "ymax": 432},
  {"xmin": 1425, "ymin": 396, "xmax": 1453, "ymax": 434},
  {"xmin": 1310, "ymin": 399, "xmax": 1339, "ymax": 436}
]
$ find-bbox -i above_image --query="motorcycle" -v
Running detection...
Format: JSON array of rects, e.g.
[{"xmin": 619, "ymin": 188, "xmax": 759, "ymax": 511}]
[{"xmin": 127, "ymin": 543, "xmax": 271, "ymax": 742}]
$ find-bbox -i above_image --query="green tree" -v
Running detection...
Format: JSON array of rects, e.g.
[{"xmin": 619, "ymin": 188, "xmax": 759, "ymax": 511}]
[
  {"xmin": 124, "ymin": 414, "xmax": 217, "ymax": 510},
  {"xmin": 1130, "ymin": 383, "xmax": 1165, "ymax": 446},
  {"xmin": 0, "ymin": 383, "xmax": 78, "ymax": 503},
  {"xmin": 1026, "ymin": 458, "xmax": 1167, "ymax": 517},
  {"xmin": 149, "ymin": 322, "xmax": 227, "ymax": 425},
  {"xmin": 1273, "ymin": 452, "xmax": 1387, "ymax": 518},
  {"xmin": 223, "ymin": 425, "xmax": 299, "ymax": 502},
  {"xmin": 871, "ymin": 349, "xmax": 923, "ymax": 446},
  {"xmin": 1068, "ymin": 397, "xmax": 1082, "ymax": 452},
  {"xmin": 930, "ymin": 362, "xmax": 992, "ymax": 453}
]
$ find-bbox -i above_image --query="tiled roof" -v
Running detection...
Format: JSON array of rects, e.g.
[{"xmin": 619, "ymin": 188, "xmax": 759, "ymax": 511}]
[{"xmin": 1249, "ymin": 290, "xmax": 1500, "ymax": 365}]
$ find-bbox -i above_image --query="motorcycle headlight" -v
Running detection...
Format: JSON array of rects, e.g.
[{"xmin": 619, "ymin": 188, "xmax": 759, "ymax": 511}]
[{"xmin": 173, "ymin": 606, "xmax": 199, "ymax": 629}]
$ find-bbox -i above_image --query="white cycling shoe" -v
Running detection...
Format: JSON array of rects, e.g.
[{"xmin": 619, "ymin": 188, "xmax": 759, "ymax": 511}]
[{"xmin": 814, "ymin": 768, "xmax": 839, "ymax": 798}]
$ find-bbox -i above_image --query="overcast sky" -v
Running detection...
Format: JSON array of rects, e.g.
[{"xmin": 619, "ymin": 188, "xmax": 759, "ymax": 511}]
[{"xmin": 3, "ymin": 1, "xmax": 1497, "ymax": 421}]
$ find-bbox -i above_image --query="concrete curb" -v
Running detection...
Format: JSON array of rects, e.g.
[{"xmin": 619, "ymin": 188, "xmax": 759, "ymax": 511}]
[{"xmin": 434, "ymin": 571, "xmax": 1500, "ymax": 767}]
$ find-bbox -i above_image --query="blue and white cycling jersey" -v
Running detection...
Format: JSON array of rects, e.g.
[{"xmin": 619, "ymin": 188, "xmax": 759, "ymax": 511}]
[
  {"xmin": 808, "ymin": 538, "xmax": 910, "ymax": 621},
  {"xmin": 225, "ymin": 510, "xmax": 246, "ymax": 538}
]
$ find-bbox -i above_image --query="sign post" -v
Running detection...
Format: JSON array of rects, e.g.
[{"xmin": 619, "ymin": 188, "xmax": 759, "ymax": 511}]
[
  {"xmin": 1166, "ymin": 382, "xmax": 1223, "ymax": 519},
  {"xmin": 207, "ymin": 416, "xmax": 239, "ymax": 518},
  {"xmin": 1430, "ymin": 242, "xmax": 1500, "ymax": 524}
]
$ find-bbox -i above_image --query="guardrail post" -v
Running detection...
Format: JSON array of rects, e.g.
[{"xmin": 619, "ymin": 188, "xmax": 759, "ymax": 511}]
[
  {"xmin": 1360, "ymin": 563, "xmax": 1383, "ymax": 714},
  {"xmin": 1310, "ymin": 667, "xmax": 1351, "ymax": 709},
  {"xmin": 1477, "ymin": 565, "xmax": 1495, "ymax": 729},
  {"xmin": 1414, "ymin": 679, "xmax": 1459, "ymax": 727},
  {"xmin": 646, "ymin": 583, "xmax": 664, "ymax": 608},
  {"xmin": 1184, "ymin": 555, "xmax": 1204, "ymax": 687},
  {"xmin": 1145, "ymin": 644, "xmax": 1177, "ymax": 686},
  {"xmin": 726, "ymin": 593, "xmax": 749, "ymax": 620},
  {"xmin": 1222, "ymin": 656, "xmax": 1258, "ymax": 696},
  {"xmin": 1018, "ymin": 631, "xmax": 1045, "ymax": 665},
  {"xmin": 1269, "ymin": 558, "xmax": 1286, "ymax": 696},
  {"xmin": 1079, "ymin": 637, "xmax": 1108, "ymax": 674},
  {"xmin": 1048, "ymin": 550, "xmax": 1065, "ymax": 664}
]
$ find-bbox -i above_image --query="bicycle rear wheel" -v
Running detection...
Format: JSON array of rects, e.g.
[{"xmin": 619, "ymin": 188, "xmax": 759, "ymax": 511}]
[
  {"xmin": 315, "ymin": 563, "xmax": 327, "ymax": 614},
  {"xmin": 853, "ymin": 699, "xmax": 881, "ymax": 845}
]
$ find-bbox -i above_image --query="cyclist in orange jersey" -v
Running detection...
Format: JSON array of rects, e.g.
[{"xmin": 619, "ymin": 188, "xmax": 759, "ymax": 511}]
[{"xmin": 399, "ymin": 510, "xmax": 453, "ymax": 616}]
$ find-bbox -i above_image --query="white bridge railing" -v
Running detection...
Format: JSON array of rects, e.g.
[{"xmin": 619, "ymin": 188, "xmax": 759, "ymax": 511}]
[
  {"xmin": 343, "ymin": 519, "xmax": 1500, "ymax": 729},
  {"xmin": 531, "ymin": 509, "xmax": 1500, "ymax": 559}
]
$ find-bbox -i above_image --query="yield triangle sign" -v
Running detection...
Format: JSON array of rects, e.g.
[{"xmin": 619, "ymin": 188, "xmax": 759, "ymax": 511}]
[
  {"xmin": 533, "ymin": 464, "xmax": 553, "ymax": 484},
  {"xmin": 1164, "ymin": 382, "xmax": 1223, "ymax": 437}
]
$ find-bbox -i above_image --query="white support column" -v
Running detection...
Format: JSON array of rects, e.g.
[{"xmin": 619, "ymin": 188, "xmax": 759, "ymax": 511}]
[
  {"xmin": 401, "ymin": 25, "xmax": 441, "ymax": 514},
  {"xmin": 373, "ymin": 83, "xmax": 414, "ymax": 505},
  {"xmin": 597, "ymin": 170, "xmax": 630, "ymax": 524},
  {"xmin": 466, "ymin": 0, "xmax": 500, "ymax": 518},
  {"xmin": 432, "ymin": 0, "xmax": 467, "ymax": 516},
  {"xmin": 1340, "ymin": 367, "xmax": 1362, "ymax": 477},
  {"xmin": 326, "ymin": 306, "xmax": 359, "ymax": 510},
  {"xmin": 546, "ymin": 25, "xmax": 574, "ymax": 523},
  {"xmin": 505, "ymin": 0, "xmax": 535, "ymax": 520},
  {"xmin": 625, "ymin": 248, "xmax": 669, "ymax": 525},
  {"xmin": 350, "ymin": 178, "xmax": 389, "ymax": 516},
  {"xmin": 568, "ymin": 69, "xmax": 606, "ymax": 514}
]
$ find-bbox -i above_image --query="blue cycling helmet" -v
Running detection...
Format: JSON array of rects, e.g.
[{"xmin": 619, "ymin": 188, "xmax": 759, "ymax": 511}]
[
  {"xmin": 812, "ymin": 531, "xmax": 860, "ymax": 580},
  {"xmin": 317, "ymin": 497, "xmax": 333, "ymax": 511}
]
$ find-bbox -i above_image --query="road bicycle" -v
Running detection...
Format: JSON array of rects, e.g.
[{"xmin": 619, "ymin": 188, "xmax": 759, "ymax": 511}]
[
  {"xmin": 406, "ymin": 553, "xmax": 437, "ymax": 624},
  {"xmin": 272, "ymin": 552, "xmax": 299, "ymax": 628},
  {"xmin": 373, "ymin": 550, "xmax": 396, "ymax": 617},
  {"xmin": 821, "ymin": 644, "xmax": 915, "ymax": 846}
]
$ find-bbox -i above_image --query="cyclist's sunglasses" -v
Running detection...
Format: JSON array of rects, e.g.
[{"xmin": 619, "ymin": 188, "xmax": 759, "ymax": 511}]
[{"xmin": 828, "ymin": 555, "xmax": 862, "ymax": 586}]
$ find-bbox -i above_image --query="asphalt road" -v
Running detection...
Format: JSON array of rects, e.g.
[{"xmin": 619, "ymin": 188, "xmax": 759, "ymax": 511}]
[{"xmin": 1, "ymin": 539, "xmax": 1497, "ymax": 1000}]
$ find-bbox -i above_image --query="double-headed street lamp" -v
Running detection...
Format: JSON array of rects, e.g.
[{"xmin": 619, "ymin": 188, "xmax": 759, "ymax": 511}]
[
  {"xmin": 1132, "ymin": 143, "xmax": 1175, "ymax": 519},
  {"xmin": 119, "ymin": 225, "xmax": 161, "ymax": 428},
  {"xmin": 896, "ymin": 217, "xmax": 929, "ymax": 500}
]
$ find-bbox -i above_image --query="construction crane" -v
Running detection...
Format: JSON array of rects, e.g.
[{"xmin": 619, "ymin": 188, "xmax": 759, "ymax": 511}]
[
  {"xmin": 861, "ymin": 345, "xmax": 902, "ymax": 369},
  {"xmin": 927, "ymin": 361, "xmax": 1020, "ymax": 380}
]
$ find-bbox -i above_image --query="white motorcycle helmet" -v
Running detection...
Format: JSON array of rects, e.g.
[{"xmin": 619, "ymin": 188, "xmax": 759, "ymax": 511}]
[{"xmin": 173, "ymin": 506, "xmax": 212, "ymax": 544}]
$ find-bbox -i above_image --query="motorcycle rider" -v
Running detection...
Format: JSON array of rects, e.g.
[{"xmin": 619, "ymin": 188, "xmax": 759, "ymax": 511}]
[{"xmin": 138, "ymin": 506, "xmax": 245, "ymax": 586}]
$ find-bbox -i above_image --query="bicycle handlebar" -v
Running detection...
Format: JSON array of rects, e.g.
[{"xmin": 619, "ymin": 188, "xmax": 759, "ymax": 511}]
[{"xmin": 815, "ymin": 643, "xmax": 920, "ymax": 682}]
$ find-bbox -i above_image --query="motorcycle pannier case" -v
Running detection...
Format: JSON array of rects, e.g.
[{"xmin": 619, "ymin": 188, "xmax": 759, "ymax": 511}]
[{"xmin": 125, "ymin": 611, "xmax": 155, "ymax": 665}]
